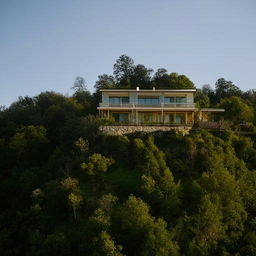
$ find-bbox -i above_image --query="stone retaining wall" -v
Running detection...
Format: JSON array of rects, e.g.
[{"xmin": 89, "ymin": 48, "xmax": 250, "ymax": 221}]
[{"xmin": 100, "ymin": 125, "xmax": 192, "ymax": 136}]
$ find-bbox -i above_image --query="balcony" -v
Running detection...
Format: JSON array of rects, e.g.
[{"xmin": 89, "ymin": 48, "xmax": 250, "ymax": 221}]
[{"xmin": 99, "ymin": 102, "xmax": 196, "ymax": 109}]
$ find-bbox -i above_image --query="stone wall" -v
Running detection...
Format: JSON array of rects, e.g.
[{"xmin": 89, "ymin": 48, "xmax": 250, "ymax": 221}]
[{"xmin": 100, "ymin": 125, "xmax": 192, "ymax": 136}]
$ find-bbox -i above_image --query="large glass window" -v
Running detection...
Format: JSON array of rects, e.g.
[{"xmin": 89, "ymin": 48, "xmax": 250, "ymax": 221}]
[
  {"xmin": 164, "ymin": 96, "xmax": 187, "ymax": 104},
  {"xmin": 176, "ymin": 114, "xmax": 185, "ymax": 124},
  {"xmin": 176, "ymin": 97, "xmax": 187, "ymax": 103},
  {"xmin": 109, "ymin": 97, "xmax": 129, "ymax": 104},
  {"xmin": 139, "ymin": 112, "xmax": 154, "ymax": 123},
  {"xmin": 164, "ymin": 113, "xmax": 185, "ymax": 124},
  {"xmin": 138, "ymin": 97, "xmax": 159, "ymax": 105},
  {"xmin": 112, "ymin": 113, "xmax": 129, "ymax": 123},
  {"xmin": 164, "ymin": 113, "xmax": 175, "ymax": 124},
  {"xmin": 164, "ymin": 97, "xmax": 175, "ymax": 103}
]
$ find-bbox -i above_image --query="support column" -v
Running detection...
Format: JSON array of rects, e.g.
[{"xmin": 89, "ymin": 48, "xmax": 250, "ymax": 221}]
[
  {"xmin": 107, "ymin": 110, "xmax": 109, "ymax": 120},
  {"xmin": 161, "ymin": 109, "xmax": 164, "ymax": 124},
  {"xmin": 185, "ymin": 112, "xmax": 187, "ymax": 124}
]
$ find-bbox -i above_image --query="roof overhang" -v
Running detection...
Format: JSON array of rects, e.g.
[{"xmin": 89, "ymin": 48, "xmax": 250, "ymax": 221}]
[{"xmin": 100, "ymin": 89, "xmax": 197, "ymax": 93}]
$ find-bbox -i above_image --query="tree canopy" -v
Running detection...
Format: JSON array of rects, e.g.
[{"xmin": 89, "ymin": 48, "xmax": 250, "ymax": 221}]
[{"xmin": 0, "ymin": 56, "xmax": 256, "ymax": 255}]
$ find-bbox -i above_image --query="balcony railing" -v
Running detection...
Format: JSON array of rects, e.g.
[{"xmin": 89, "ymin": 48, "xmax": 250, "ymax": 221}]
[{"xmin": 99, "ymin": 103, "xmax": 196, "ymax": 108}]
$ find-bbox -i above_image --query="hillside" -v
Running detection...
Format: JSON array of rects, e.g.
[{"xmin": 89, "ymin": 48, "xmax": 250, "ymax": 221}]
[{"xmin": 0, "ymin": 57, "xmax": 256, "ymax": 255}]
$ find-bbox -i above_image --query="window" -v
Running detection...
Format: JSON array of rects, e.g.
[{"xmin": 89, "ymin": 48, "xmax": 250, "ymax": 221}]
[
  {"xmin": 164, "ymin": 113, "xmax": 175, "ymax": 124},
  {"xmin": 164, "ymin": 96, "xmax": 187, "ymax": 104},
  {"xmin": 164, "ymin": 97, "xmax": 175, "ymax": 103},
  {"xmin": 112, "ymin": 113, "xmax": 129, "ymax": 123},
  {"xmin": 138, "ymin": 97, "xmax": 159, "ymax": 105},
  {"xmin": 175, "ymin": 114, "xmax": 185, "ymax": 124},
  {"xmin": 176, "ymin": 97, "xmax": 187, "ymax": 103},
  {"xmin": 109, "ymin": 97, "xmax": 129, "ymax": 104},
  {"xmin": 139, "ymin": 112, "xmax": 154, "ymax": 123}
]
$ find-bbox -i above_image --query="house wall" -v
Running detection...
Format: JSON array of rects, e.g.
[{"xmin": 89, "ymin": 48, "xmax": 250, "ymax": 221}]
[{"xmin": 102, "ymin": 91, "xmax": 194, "ymax": 103}]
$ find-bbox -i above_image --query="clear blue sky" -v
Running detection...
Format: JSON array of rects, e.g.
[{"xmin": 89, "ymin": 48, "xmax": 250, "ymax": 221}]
[{"xmin": 1, "ymin": 0, "xmax": 256, "ymax": 106}]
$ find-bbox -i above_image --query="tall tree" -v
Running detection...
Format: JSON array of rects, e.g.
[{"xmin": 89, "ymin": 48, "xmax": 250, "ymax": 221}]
[
  {"xmin": 130, "ymin": 64, "xmax": 153, "ymax": 89},
  {"xmin": 153, "ymin": 68, "xmax": 169, "ymax": 88},
  {"xmin": 218, "ymin": 96, "xmax": 254, "ymax": 124},
  {"xmin": 72, "ymin": 76, "xmax": 87, "ymax": 93},
  {"xmin": 215, "ymin": 78, "xmax": 242, "ymax": 102},
  {"xmin": 113, "ymin": 55, "xmax": 135, "ymax": 86},
  {"xmin": 168, "ymin": 73, "xmax": 195, "ymax": 89},
  {"xmin": 194, "ymin": 89, "xmax": 210, "ymax": 108},
  {"xmin": 117, "ymin": 195, "xmax": 179, "ymax": 256},
  {"xmin": 94, "ymin": 74, "xmax": 116, "ymax": 90}
]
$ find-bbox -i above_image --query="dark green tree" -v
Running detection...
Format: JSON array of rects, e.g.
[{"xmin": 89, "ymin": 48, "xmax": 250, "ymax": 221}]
[
  {"xmin": 218, "ymin": 96, "xmax": 254, "ymax": 124},
  {"xmin": 168, "ymin": 72, "xmax": 195, "ymax": 89},
  {"xmin": 117, "ymin": 195, "xmax": 179, "ymax": 256},
  {"xmin": 215, "ymin": 78, "xmax": 242, "ymax": 102},
  {"xmin": 130, "ymin": 64, "xmax": 153, "ymax": 89},
  {"xmin": 94, "ymin": 74, "xmax": 116, "ymax": 90},
  {"xmin": 113, "ymin": 55, "xmax": 135, "ymax": 86},
  {"xmin": 195, "ymin": 89, "xmax": 210, "ymax": 108}
]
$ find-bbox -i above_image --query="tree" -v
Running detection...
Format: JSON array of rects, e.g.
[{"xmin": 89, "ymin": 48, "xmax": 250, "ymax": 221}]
[
  {"xmin": 218, "ymin": 96, "xmax": 254, "ymax": 124},
  {"xmin": 199, "ymin": 168, "xmax": 247, "ymax": 247},
  {"xmin": 9, "ymin": 132, "xmax": 26, "ymax": 161},
  {"xmin": 74, "ymin": 137, "xmax": 89, "ymax": 153},
  {"xmin": 113, "ymin": 55, "xmax": 134, "ymax": 86},
  {"xmin": 97, "ymin": 193, "xmax": 118, "ymax": 212},
  {"xmin": 153, "ymin": 68, "xmax": 169, "ymax": 88},
  {"xmin": 154, "ymin": 68, "xmax": 168, "ymax": 78},
  {"xmin": 194, "ymin": 90, "xmax": 210, "ymax": 108},
  {"xmin": 61, "ymin": 177, "xmax": 83, "ymax": 220},
  {"xmin": 168, "ymin": 73, "xmax": 195, "ymax": 89},
  {"xmin": 81, "ymin": 153, "xmax": 114, "ymax": 194},
  {"xmin": 81, "ymin": 153, "xmax": 114, "ymax": 176},
  {"xmin": 72, "ymin": 76, "xmax": 87, "ymax": 92},
  {"xmin": 76, "ymin": 115, "xmax": 104, "ymax": 143},
  {"xmin": 201, "ymin": 84, "xmax": 216, "ymax": 105},
  {"xmin": 243, "ymin": 89, "xmax": 256, "ymax": 107},
  {"xmin": 68, "ymin": 192, "xmax": 83, "ymax": 220},
  {"xmin": 133, "ymin": 136, "xmax": 181, "ymax": 220},
  {"xmin": 94, "ymin": 74, "xmax": 116, "ymax": 90},
  {"xmin": 61, "ymin": 177, "xmax": 80, "ymax": 192},
  {"xmin": 188, "ymin": 195, "xmax": 223, "ymax": 255},
  {"xmin": 202, "ymin": 84, "xmax": 214, "ymax": 96},
  {"xmin": 130, "ymin": 64, "xmax": 153, "ymax": 89},
  {"xmin": 43, "ymin": 232, "xmax": 71, "ymax": 256},
  {"xmin": 9, "ymin": 125, "xmax": 48, "ymax": 164},
  {"xmin": 35, "ymin": 91, "xmax": 66, "ymax": 116},
  {"xmin": 117, "ymin": 195, "xmax": 179, "ymax": 256},
  {"xmin": 215, "ymin": 78, "xmax": 242, "ymax": 102},
  {"xmin": 72, "ymin": 90, "xmax": 93, "ymax": 115},
  {"xmin": 92, "ymin": 231, "xmax": 123, "ymax": 256}
]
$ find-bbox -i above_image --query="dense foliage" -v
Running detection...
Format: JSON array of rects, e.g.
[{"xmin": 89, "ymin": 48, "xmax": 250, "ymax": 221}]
[{"xmin": 0, "ymin": 55, "xmax": 256, "ymax": 255}]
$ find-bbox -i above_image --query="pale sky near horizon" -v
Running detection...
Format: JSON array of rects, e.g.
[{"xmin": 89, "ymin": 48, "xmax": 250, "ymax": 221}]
[{"xmin": 0, "ymin": 0, "xmax": 256, "ymax": 107}]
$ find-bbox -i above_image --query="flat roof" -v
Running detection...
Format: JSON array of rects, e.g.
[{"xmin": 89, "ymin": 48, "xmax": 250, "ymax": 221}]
[{"xmin": 100, "ymin": 89, "xmax": 197, "ymax": 92}]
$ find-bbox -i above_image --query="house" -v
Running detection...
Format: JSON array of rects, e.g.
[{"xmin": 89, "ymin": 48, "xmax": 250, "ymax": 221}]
[{"xmin": 97, "ymin": 87, "xmax": 224, "ymax": 125}]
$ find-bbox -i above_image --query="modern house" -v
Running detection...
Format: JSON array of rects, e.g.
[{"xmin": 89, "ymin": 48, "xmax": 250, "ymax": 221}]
[{"xmin": 97, "ymin": 87, "xmax": 224, "ymax": 126}]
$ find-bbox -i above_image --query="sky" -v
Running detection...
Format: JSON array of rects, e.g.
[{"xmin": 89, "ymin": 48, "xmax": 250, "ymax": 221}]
[{"xmin": 0, "ymin": 0, "xmax": 256, "ymax": 107}]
